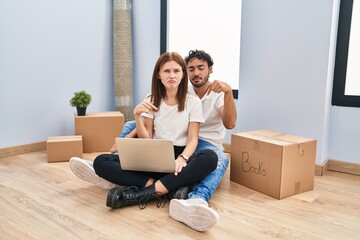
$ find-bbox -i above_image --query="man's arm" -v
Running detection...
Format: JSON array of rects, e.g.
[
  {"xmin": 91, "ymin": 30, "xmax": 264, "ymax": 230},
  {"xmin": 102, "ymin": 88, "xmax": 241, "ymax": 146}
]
[
  {"xmin": 220, "ymin": 87, "xmax": 237, "ymax": 129},
  {"xmin": 208, "ymin": 80, "xmax": 237, "ymax": 129},
  {"xmin": 125, "ymin": 129, "xmax": 138, "ymax": 138},
  {"xmin": 109, "ymin": 119, "xmax": 140, "ymax": 153}
]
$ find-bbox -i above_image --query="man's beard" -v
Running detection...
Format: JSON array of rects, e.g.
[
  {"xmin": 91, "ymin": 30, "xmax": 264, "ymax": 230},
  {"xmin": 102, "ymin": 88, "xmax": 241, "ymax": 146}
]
[{"xmin": 190, "ymin": 75, "xmax": 210, "ymax": 88}]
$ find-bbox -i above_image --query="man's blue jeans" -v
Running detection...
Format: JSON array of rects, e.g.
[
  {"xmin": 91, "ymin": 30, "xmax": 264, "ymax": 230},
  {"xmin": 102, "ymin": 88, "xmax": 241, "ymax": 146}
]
[
  {"xmin": 120, "ymin": 121, "xmax": 229, "ymax": 202},
  {"xmin": 120, "ymin": 120, "xmax": 137, "ymax": 138}
]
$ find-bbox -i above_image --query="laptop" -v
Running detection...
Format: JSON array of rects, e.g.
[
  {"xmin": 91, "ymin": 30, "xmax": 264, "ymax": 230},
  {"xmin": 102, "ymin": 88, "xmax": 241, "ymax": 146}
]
[{"xmin": 115, "ymin": 138, "xmax": 176, "ymax": 173}]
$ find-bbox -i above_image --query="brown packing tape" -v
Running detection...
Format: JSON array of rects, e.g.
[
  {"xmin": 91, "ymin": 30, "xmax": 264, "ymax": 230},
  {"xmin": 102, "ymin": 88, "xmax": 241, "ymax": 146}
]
[
  {"xmin": 294, "ymin": 181, "xmax": 301, "ymax": 194},
  {"xmin": 247, "ymin": 131, "xmax": 296, "ymax": 143},
  {"xmin": 247, "ymin": 131, "xmax": 287, "ymax": 139},
  {"xmin": 254, "ymin": 140, "xmax": 260, "ymax": 150},
  {"xmin": 247, "ymin": 132, "xmax": 308, "ymax": 156},
  {"xmin": 298, "ymin": 144, "xmax": 304, "ymax": 156}
]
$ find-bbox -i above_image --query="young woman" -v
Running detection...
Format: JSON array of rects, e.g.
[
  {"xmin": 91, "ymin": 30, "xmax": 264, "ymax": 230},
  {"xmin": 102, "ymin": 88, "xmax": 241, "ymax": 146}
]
[{"xmin": 93, "ymin": 52, "xmax": 218, "ymax": 209}]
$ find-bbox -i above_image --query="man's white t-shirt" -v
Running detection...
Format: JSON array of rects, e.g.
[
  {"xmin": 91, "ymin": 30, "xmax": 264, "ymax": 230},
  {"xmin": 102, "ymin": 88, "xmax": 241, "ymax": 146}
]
[
  {"xmin": 141, "ymin": 94, "xmax": 204, "ymax": 146},
  {"xmin": 188, "ymin": 85, "xmax": 225, "ymax": 150}
]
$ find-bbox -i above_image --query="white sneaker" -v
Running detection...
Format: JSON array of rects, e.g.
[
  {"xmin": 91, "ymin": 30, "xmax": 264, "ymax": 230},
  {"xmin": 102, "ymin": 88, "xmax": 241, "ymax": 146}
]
[
  {"xmin": 69, "ymin": 157, "xmax": 115, "ymax": 189},
  {"xmin": 169, "ymin": 198, "xmax": 219, "ymax": 232}
]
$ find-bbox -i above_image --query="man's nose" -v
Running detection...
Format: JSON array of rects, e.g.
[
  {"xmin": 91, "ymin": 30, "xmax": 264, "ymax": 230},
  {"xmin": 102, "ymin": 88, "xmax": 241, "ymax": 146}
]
[{"xmin": 194, "ymin": 68, "xmax": 201, "ymax": 75}]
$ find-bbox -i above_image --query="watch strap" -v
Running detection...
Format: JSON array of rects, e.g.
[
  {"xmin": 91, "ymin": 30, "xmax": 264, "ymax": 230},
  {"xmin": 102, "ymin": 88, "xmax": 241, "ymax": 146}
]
[{"xmin": 179, "ymin": 154, "xmax": 189, "ymax": 162}]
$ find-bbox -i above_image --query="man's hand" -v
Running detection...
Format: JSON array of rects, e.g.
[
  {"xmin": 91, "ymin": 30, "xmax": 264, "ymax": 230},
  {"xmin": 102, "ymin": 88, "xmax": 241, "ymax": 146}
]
[
  {"xmin": 207, "ymin": 80, "xmax": 232, "ymax": 95},
  {"xmin": 208, "ymin": 80, "xmax": 236, "ymax": 129}
]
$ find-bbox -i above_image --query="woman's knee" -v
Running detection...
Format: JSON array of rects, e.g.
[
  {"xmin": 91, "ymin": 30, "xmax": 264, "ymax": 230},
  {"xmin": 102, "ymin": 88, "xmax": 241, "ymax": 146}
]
[
  {"xmin": 198, "ymin": 149, "xmax": 218, "ymax": 170},
  {"xmin": 93, "ymin": 154, "xmax": 114, "ymax": 172}
]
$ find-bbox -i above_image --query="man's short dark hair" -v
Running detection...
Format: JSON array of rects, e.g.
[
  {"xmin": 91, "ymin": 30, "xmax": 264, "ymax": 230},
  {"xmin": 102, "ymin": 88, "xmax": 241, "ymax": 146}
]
[{"xmin": 185, "ymin": 50, "xmax": 214, "ymax": 67}]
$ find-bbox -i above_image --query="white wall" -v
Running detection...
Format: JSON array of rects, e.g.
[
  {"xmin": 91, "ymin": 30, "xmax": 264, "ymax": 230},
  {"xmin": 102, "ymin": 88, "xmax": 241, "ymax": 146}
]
[
  {"xmin": 329, "ymin": 107, "xmax": 360, "ymax": 163},
  {"xmin": 131, "ymin": 0, "xmax": 161, "ymax": 105},
  {"xmin": 0, "ymin": 0, "xmax": 114, "ymax": 147},
  {"xmin": 237, "ymin": 0, "xmax": 336, "ymax": 165}
]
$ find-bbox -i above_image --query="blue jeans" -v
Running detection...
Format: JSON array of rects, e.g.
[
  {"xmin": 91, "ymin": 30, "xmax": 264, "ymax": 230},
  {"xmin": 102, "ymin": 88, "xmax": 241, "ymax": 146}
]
[
  {"xmin": 120, "ymin": 121, "xmax": 229, "ymax": 202},
  {"xmin": 189, "ymin": 138, "xmax": 229, "ymax": 201},
  {"xmin": 120, "ymin": 120, "xmax": 136, "ymax": 138}
]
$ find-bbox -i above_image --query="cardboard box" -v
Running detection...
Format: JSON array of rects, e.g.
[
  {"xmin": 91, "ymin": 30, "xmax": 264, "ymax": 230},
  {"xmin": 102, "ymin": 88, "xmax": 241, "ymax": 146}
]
[
  {"xmin": 75, "ymin": 111, "xmax": 124, "ymax": 153},
  {"xmin": 230, "ymin": 130, "xmax": 316, "ymax": 199},
  {"xmin": 47, "ymin": 136, "xmax": 83, "ymax": 162}
]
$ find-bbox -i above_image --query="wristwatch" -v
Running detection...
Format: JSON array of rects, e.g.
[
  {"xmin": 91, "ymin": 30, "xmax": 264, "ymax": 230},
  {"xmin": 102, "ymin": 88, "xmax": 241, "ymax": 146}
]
[{"xmin": 179, "ymin": 154, "xmax": 189, "ymax": 162}]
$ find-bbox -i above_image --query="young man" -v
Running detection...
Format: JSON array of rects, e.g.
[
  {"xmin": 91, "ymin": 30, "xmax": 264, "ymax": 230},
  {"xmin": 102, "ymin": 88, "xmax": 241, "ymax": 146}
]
[{"xmin": 69, "ymin": 50, "xmax": 236, "ymax": 231}]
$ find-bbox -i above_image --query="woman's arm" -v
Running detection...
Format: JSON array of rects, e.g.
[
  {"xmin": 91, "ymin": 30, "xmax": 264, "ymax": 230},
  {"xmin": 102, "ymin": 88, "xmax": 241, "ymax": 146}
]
[
  {"xmin": 174, "ymin": 122, "xmax": 199, "ymax": 175},
  {"xmin": 134, "ymin": 100, "xmax": 157, "ymax": 138},
  {"xmin": 182, "ymin": 122, "xmax": 199, "ymax": 158}
]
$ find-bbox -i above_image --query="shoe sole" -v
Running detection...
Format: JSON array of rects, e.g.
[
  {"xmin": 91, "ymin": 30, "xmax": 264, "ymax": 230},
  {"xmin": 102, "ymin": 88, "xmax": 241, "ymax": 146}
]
[
  {"xmin": 169, "ymin": 199, "xmax": 219, "ymax": 232},
  {"xmin": 69, "ymin": 157, "xmax": 114, "ymax": 189}
]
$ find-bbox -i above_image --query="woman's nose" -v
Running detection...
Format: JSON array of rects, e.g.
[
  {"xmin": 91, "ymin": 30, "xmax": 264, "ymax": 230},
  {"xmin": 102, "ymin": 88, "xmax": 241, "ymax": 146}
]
[{"xmin": 170, "ymin": 71, "xmax": 176, "ymax": 77}]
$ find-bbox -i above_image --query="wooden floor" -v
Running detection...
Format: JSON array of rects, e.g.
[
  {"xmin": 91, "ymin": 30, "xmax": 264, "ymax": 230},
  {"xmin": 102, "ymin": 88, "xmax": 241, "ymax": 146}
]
[{"xmin": 1, "ymin": 151, "xmax": 360, "ymax": 240}]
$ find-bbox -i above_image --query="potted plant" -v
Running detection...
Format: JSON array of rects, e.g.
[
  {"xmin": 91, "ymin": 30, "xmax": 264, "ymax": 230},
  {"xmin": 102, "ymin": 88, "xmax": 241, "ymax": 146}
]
[{"xmin": 69, "ymin": 90, "xmax": 92, "ymax": 116}]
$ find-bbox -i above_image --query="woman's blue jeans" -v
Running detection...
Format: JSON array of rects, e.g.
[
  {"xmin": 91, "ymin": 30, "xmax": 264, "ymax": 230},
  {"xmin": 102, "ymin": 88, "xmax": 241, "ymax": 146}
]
[{"xmin": 120, "ymin": 121, "xmax": 229, "ymax": 202}]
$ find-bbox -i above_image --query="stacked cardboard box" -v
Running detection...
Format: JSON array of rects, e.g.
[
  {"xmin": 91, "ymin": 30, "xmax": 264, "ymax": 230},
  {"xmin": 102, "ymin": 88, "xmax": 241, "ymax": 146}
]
[{"xmin": 75, "ymin": 111, "xmax": 124, "ymax": 153}]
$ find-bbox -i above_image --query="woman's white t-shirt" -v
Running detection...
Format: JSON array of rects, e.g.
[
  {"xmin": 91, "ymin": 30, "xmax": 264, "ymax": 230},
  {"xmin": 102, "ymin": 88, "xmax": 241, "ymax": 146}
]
[{"xmin": 141, "ymin": 94, "xmax": 204, "ymax": 146}]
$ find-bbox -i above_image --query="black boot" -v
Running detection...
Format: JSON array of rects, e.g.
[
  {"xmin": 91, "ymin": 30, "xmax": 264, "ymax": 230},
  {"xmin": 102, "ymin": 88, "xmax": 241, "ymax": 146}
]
[
  {"xmin": 106, "ymin": 184, "xmax": 164, "ymax": 209},
  {"xmin": 167, "ymin": 186, "xmax": 189, "ymax": 200}
]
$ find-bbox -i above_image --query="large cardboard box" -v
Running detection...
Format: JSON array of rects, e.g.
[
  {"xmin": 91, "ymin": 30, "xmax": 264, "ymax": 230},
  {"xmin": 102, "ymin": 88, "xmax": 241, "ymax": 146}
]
[
  {"xmin": 75, "ymin": 111, "xmax": 124, "ymax": 153},
  {"xmin": 47, "ymin": 136, "xmax": 83, "ymax": 162},
  {"xmin": 230, "ymin": 130, "xmax": 316, "ymax": 199}
]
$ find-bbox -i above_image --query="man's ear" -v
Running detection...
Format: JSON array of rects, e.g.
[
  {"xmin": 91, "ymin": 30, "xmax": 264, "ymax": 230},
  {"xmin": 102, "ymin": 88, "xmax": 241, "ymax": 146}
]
[{"xmin": 209, "ymin": 67, "xmax": 213, "ymax": 74}]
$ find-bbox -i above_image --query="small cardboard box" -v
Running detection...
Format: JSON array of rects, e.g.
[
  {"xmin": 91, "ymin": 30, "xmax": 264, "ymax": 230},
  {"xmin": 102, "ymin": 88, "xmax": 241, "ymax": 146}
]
[
  {"xmin": 75, "ymin": 111, "xmax": 124, "ymax": 153},
  {"xmin": 47, "ymin": 136, "xmax": 83, "ymax": 163},
  {"xmin": 230, "ymin": 130, "xmax": 316, "ymax": 199}
]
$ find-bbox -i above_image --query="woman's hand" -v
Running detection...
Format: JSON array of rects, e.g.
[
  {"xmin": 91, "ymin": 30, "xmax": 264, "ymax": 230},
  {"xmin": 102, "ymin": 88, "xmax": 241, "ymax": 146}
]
[
  {"xmin": 134, "ymin": 100, "xmax": 158, "ymax": 116},
  {"xmin": 174, "ymin": 157, "xmax": 187, "ymax": 176},
  {"xmin": 110, "ymin": 143, "xmax": 118, "ymax": 154}
]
